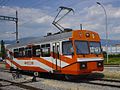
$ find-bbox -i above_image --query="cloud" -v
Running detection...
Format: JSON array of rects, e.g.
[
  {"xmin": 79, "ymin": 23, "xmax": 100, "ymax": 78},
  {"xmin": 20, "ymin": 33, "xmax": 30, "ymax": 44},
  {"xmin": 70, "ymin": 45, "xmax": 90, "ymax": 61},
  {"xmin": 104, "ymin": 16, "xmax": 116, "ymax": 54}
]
[
  {"xmin": 35, "ymin": 15, "xmax": 53, "ymax": 24},
  {"xmin": 0, "ymin": 2, "xmax": 120, "ymax": 40},
  {"xmin": 64, "ymin": 4, "xmax": 120, "ymax": 40},
  {"xmin": 112, "ymin": 26, "xmax": 120, "ymax": 34},
  {"xmin": 0, "ymin": 6, "xmax": 55, "ymax": 40}
]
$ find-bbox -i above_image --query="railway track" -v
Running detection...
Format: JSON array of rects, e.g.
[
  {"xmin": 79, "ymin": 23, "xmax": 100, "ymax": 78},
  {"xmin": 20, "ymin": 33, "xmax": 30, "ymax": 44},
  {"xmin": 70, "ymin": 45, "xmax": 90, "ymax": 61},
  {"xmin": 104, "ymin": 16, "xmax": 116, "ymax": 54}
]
[
  {"xmin": 0, "ymin": 68, "xmax": 42, "ymax": 90},
  {"xmin": 76, "ymin": 78, "xmax": 120, "ymax": 88},
  {"xmin": 49, "ymin": 74, "xmax": 120, "ymax": 89},
  {"xmin": 0, "ymin": 78, "xmax": 42, "ymax": 90},
  {"xmin": 104, "ymin": 64, "xmax": 120, "ymax": 67},
  {"xmin": 0, "ymin": 67, "xmax": 120, "ymax": 90}
]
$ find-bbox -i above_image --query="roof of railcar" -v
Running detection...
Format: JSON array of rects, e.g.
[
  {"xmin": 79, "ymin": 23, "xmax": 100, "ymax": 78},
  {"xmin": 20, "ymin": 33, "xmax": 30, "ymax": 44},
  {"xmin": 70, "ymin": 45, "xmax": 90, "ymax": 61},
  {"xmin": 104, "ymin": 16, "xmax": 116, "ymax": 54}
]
[{"xmin": 7, "ymin": 31, "xmax": 72, "ymax": 49}]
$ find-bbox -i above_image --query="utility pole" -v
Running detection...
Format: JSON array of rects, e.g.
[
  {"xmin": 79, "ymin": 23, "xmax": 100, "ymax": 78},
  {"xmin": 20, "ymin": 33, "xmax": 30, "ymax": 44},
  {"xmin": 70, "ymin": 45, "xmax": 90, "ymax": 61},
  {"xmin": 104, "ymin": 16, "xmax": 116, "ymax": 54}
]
[
  {"xmin": 80, "ymin": 24, "xmax": 82, "ymax": 30},
  {"xmin": 96, "ymin": 2, "xmax": 108, "ymax": 63},
  {"xmin": 0, "ymin": 11, "xmax": 19, "ymax": 43},
  {"xmin": 1, "ymin": 40, "xmax": 6, "ymax": 59},
  {"xmin": 16, "ymin": 11, "xmax": 19, "ymax": 43}
]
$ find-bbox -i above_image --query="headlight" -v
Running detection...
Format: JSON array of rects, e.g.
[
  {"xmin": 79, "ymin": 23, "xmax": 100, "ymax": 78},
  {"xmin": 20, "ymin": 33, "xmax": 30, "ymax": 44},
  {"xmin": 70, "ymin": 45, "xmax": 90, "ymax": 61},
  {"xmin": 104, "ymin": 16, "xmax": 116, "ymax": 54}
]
[
  {"xmin": 97, "ymin": 61, "xmax": 103, "ymax": 67},
  {"xmin": 80, "ymin": 62, "xmax": 87, "ymax": 69}
]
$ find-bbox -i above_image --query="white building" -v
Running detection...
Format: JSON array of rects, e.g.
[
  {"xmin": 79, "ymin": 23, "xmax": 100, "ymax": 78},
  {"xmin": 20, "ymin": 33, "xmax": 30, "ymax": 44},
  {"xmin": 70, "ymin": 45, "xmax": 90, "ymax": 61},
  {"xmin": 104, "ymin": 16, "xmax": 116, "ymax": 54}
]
[{"xmin": 102, "ymin": 44, "xmax": 120, "ymax": 54}]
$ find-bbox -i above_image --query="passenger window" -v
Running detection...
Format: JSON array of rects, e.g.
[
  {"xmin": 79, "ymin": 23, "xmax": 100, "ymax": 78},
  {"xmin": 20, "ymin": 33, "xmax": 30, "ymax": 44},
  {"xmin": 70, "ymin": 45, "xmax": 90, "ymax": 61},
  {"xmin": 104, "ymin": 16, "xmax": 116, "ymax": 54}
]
[
  {"xmin": 19, "ymin": 48, "xmax": 25, "ymax": 57},
  {"xmin": 14, "ymin": 49, "xmax": 19, "ymax": 58},
  {"xmin": 62, "ymin": 41, "xmax": 73, "ymax": 55},
  {"xmin": 41, "ymin": 44, "xmax": 50, "ymax": 57},
  {"xmin": 25, "ymin": 47, "xmax": 32, "ymax": 57},
  {"xmin": 32, "ymin": 45, "xmax": 41, "ymax": 57}
]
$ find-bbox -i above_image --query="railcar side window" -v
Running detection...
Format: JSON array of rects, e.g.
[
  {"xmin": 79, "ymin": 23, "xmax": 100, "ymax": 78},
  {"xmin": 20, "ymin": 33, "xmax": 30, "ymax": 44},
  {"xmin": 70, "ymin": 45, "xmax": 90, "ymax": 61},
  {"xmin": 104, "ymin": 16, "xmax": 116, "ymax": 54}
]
[
  {"xmin": 41, "ymin": 44, "xmax": 50, "ymax": 57},
  {"xmin": 32, "ymin": 45, "xmax": 41, "ymax": 57},
  {"xmin": 19, "ymin": 48, "xmax": 25, "ymax": 57},
  {"xmin": 62, "ymin": 41, "xmax": 73, "ymax": 55},
  {"xmin": 14, "ymin": 49, "xmax": 19, "ymax": 58},
  {"xmin": 25, "ymin": 47, "xmax": 32, "ymax": 57}
]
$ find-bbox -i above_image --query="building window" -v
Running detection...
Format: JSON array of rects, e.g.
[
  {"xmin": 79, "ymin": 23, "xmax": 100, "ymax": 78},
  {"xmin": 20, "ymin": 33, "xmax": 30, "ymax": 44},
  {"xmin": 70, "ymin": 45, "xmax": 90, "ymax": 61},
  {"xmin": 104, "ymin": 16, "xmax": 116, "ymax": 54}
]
[{"xmin": 41, "ymin": 44, "xmax": 50, "ymax": 57}]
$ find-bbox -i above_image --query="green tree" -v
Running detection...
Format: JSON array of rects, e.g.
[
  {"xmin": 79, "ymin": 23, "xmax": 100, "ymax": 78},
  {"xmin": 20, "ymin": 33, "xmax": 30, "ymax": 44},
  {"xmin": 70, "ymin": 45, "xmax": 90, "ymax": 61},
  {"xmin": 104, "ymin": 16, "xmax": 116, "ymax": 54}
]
[{"xmin": 1, "ymin": 40, "xmax": 6, "ymax": 59}]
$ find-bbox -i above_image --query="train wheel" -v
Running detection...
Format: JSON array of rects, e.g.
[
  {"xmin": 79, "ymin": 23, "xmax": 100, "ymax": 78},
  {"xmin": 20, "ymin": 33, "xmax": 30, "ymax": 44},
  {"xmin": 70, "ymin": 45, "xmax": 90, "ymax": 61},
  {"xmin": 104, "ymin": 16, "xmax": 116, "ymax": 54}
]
[
  {"xmin": 34, "ymin": 72, "xmax": 39, "ymax": 77},
  {"xmin": 32, "ymin": 72, "xmax": 39, "ymax": 82},
  {"xmin": 64, "ymin": 75, "xmax": 74, "ymax": 80},
  {"xmin": 10, "ymin": 67, "xmax": 15, "ymax": 72}
]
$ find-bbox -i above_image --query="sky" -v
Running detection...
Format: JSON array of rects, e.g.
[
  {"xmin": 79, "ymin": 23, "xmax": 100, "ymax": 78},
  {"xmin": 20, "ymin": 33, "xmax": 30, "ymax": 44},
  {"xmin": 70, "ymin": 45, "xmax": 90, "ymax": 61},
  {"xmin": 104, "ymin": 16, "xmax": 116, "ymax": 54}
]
[{"xmin": 0, "ymin": 0, "xmax": 120, "ymax": 40}]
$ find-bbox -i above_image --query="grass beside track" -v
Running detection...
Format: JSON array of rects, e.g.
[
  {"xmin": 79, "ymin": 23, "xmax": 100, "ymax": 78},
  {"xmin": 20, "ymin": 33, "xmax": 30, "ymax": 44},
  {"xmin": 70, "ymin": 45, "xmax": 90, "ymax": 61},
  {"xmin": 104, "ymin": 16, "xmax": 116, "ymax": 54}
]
[{"xmin": 104, "ymin": 57, "xmax": 120, "ymax": 64}]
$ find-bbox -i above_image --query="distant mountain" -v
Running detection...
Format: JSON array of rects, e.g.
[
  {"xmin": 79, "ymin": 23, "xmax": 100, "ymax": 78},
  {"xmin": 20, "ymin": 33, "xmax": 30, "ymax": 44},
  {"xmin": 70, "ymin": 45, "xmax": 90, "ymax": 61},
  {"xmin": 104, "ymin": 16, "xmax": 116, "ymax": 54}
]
[
  {"xmin": 1, "ymin": 37, "xmax": 37, "ymax": 44},
  {"xmin": 3, "ymin": 40, "xmax": 14, "ymax": 44},
  {"xmin": 1, "ymin": 37, "xmax": 120, "ymax": 46},
  {"xmin": 101, "ymin": 39, "xmax": 120, "ymax": 46}
]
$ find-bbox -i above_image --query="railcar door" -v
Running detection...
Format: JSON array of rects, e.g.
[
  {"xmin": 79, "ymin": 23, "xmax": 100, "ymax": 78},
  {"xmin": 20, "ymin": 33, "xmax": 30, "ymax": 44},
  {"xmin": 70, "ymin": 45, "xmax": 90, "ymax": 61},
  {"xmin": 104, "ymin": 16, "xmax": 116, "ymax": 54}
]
[{"xmin": 52, "ymin": 42, "xmax": 61, "ymax": 72}]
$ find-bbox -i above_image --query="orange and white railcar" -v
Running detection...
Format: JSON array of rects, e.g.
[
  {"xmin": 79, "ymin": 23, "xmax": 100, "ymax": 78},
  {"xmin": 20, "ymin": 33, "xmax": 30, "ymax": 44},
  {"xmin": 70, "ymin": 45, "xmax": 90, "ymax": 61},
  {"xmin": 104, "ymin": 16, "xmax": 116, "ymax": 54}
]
[{"xmin": 6, "ymin": 30, "xmax": 104, "ymax": 76}]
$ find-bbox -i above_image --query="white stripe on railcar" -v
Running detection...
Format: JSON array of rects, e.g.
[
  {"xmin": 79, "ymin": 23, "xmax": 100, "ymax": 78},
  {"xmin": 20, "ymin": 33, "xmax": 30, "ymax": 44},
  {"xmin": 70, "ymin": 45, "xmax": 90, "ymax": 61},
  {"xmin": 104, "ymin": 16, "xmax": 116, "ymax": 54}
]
[
  {"xmin": 12, "ymin": 58, "xmax": 53, "ymax": 72},
  {"xmin": 77, "ymin": 58, "xmax": 104, "ymax": 62},
  {"xmin": 41, "ymin": 57, "xmax": 69, "ymax": 67},
  {"xmin": 6, "ymin": 59, "xmax": 17, "ymax": 69}
]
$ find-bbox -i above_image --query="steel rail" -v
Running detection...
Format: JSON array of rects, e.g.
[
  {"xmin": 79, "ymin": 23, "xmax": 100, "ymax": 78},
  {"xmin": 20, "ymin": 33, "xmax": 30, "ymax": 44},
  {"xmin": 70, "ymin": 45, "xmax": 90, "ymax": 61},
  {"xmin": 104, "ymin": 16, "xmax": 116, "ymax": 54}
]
[{"xmin": 0, "ymin": 78, "xmax": 42, "ymax": 90}]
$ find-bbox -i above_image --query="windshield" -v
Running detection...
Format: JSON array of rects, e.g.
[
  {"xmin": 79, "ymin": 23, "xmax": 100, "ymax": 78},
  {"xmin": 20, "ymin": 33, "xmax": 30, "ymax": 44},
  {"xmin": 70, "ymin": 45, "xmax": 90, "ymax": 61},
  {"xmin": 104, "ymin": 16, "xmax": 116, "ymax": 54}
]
[
  {"xmin": 75, "ymin": 41, "xmax": 89, "ymax": 54},
  {"xmin": 89, "ymin": 42, "xmax": 102, "ymax": 54},
  {"xmin": 62, "ymin": 41, "xmax": 73, "ymax": 55},
  {"xmin": 62, "ymin": 40, "xmax": 102, "ymax": 55}
]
